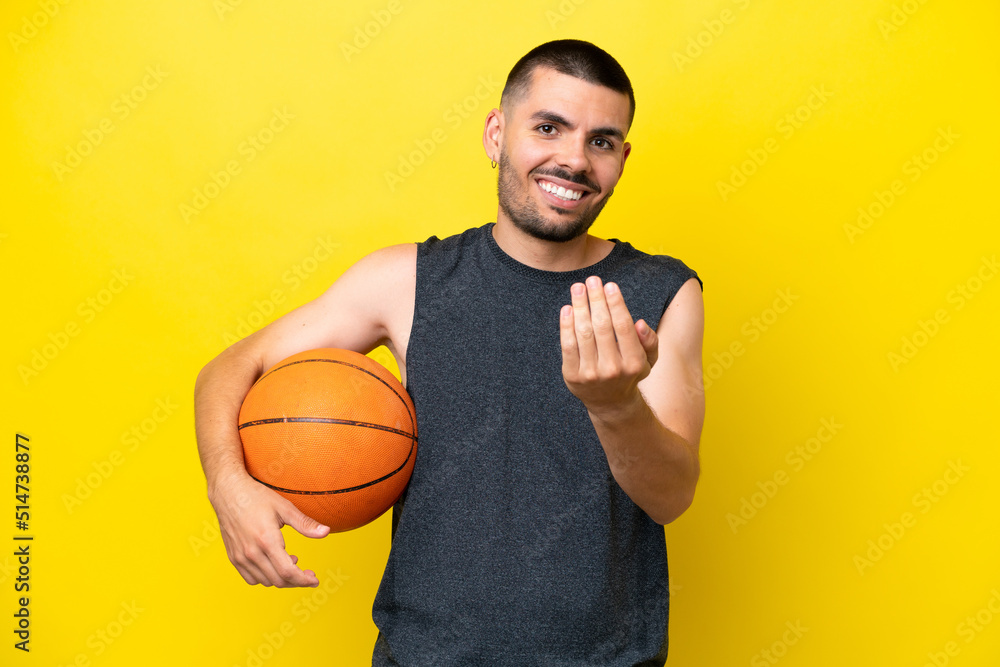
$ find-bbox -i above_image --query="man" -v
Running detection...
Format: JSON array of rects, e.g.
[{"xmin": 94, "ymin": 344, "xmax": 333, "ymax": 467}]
[{"xmin": 195, "ymin": 39, "xmax": 704, "ymax": 665}]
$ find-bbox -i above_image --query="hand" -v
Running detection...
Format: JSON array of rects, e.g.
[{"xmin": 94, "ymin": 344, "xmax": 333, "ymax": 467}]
[
  {"xmin": 208, "ymin": 471, "xmax": 330, "ymax": 587},
  {"xmin": 559, "ymin": 276, "xmax": 659, "ymax": 417}
]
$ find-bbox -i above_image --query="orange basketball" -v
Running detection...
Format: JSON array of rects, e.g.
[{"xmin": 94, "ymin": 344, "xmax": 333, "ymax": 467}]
[{"xmin": 238, "ymin": 348, "xmax": 417, "ymax": 532}]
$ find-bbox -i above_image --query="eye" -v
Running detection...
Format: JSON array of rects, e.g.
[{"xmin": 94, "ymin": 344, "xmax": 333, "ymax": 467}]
[
  {"xmin": 592, "ymin": 137, "xmax": 614, "ymax": 150},
  {"xmin": 537, "ymin": 124, "xmax": 556, "ymax": 134}
]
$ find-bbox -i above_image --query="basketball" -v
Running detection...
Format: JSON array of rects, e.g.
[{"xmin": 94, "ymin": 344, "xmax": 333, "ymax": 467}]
[{"xmin": 237, "ymin": 348, "xmax": 417, "ymax": 532}]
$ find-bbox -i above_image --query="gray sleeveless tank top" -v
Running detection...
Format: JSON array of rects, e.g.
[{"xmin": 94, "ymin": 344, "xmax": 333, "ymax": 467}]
[{"xmin": 371, "ymin": 223, "xmax": 702, "ymax": 666}]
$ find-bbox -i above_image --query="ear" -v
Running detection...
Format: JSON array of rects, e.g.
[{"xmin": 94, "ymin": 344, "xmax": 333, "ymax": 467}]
[
  {"xmin": 482, "ymin": 107, "xmax": 504, "ymax": 163},
  {"xmin": 618, "ymin": 141, "xmax": 631, "ymax": 179}
]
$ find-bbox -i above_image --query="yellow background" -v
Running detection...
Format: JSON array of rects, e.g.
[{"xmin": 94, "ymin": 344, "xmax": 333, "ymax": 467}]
[{"xmin": 3, "ymin": 0, "xmax": 999, "ymax": 665}]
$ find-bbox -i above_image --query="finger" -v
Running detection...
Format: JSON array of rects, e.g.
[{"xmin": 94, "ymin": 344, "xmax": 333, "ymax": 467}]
[
  {"xmin": 238, "ymin": 519, "xmax": 308, "ymax": 588},
  {"xmin": 235, "ymin": 548, "xmax": 274, "ymax": 587},
  {"xmin": 221, "ymin": 526, "xmax": 268, "ymax": 586},
  {"xmin": 233, "ymin": 563, "xmax": 262, "ymax": 586},
  {"xmin": 246, "ymin": 540, "xmax": 290, "ymax": 587},
  {"xmin": 268, "ymin": 502, "xmax": 330, "ymax": 587},
  {"xmin": 281, "ymin": 503, "xmax": 331, "ymax": 539},
  {"xmin": 254, "ymin": 550, "xmax": 309, "ymax": 588},
  {"xmin": 286, "ymin": 554, "xmax": 319, "ymax": 581},
  {"xmin": 226, "ymin": 542, "xmax": 263, "ymax": 585},
  {"xmin": 570, "ymin": 282, "xmax": 598, "ymax": 368},
  {"xmin": 276, "ymin": 506, "xmax": 326, "ymax": 586},
  {"xmin": 603, "ymin": 281, "xmax": 645, "ymax": 361},
  {"xmin": 560, "ymin": 304, "xmax": 581, "ymax": 377},
  {"xmin": 273, "ymin": 557, "xmax": 319, "ymax": 588},
  {"xmin": 584, "ymin": 277, "xmax": 622, "ymax": 368},
  {"xmin": 259, "ymin": 531, "xmax": 320, "ymax": 588},
  {"xmin": 635, "ymin": 319, "xmax": 659, "ymax": 368}
]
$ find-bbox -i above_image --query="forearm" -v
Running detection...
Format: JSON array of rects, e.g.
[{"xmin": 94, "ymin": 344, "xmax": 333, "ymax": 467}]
[
  {"xmin": 195, "ymin": 343, "xmax": 331, "ymax": 588},
  {"xmin": 589, "ymin": 390, "xmax": 700, "ymax": 525},
  {"xmin": 194, "ymin": 344, "xmax": 262, "ymax": 498}
]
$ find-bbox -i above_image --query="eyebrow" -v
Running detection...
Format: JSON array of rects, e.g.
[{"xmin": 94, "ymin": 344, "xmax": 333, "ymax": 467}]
[{"xmin": 527, "ymin": 109, "xmax": 626, "ymax": 143}]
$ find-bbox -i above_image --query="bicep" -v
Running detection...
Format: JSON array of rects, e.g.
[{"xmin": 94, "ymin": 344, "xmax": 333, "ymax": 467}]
[
  {"xmin": 232, "ymin": 243, "xmax": 416, "ymax": 373},
  {"xmin": 637, "ymin": 277, "xmax": 705, "ymax": 448}
]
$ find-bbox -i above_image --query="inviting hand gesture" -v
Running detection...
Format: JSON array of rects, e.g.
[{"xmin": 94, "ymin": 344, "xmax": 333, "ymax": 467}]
[
  {"xmin": 559, "ymin": 275, "xmax": 658, "ymax": 417},
  {"xmin": 559, "ymin": 274, "xmax": 704, "ymax": 525}
]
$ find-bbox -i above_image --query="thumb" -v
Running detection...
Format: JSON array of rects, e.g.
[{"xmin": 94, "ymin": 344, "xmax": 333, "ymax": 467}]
[
  {"xmin": 279, "ymin": 503, "xmax": 331, "ymax": 539},
  {"xmin": 635, "ymin": 319, "xmax": 659, "ymax": 367}
]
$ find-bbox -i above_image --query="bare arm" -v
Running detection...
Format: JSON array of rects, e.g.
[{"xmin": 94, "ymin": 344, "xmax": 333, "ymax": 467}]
[
  {"xmin": 195, "ymin": 243, "xmax": 416, "ymax": 587},
  {"xmin": 560, "ymin": 276, "xmax": 704, "ymax": 525}
]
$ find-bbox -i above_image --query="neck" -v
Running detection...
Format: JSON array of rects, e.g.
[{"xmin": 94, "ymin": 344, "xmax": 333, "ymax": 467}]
[{"xmin": 491, "ymin": 217, "xmax": 614, "ymax": 272}]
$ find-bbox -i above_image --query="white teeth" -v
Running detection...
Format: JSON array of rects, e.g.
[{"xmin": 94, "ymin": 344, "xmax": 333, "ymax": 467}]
[{"xmin": 539, "ymin": 179, "xmax": 583, "ymax": 201}]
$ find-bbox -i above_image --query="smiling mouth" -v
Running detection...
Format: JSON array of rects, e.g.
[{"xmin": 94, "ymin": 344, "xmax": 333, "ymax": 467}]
[{"xmin": 536, "ymin": 178, "xmax": 589, "ymax": 205}]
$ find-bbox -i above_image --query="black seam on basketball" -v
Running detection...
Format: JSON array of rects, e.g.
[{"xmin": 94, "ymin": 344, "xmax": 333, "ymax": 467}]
[
  {"xmin": 253, "ymin": 356, "xmax": 416, "ymax": 436},
  {"xmin": 238, "ymin": 416, "xmax": 415, "ymax": 440},
  {"xmin": 249, "ymin": 438, "xmax": 416, "ymax": 495}
]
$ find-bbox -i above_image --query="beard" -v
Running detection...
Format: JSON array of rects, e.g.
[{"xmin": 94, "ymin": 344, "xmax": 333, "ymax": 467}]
[{"xmin": 496, "ymin": 147, "xmax": 615, "ymax": 243}]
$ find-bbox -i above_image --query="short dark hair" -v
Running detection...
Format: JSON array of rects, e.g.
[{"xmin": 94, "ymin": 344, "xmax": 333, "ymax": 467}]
[{"xmin": 500, "ymin": 39, "xmax": 635, "ymax": 130}]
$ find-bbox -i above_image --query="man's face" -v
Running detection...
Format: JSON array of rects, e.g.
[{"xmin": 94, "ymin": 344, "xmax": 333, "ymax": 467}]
[{"xmin": 494, "ymin": 66, "xmax": 631, "ymax": 243}]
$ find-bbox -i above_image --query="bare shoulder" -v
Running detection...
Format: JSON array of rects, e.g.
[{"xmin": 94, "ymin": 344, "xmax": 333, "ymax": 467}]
[
  {"xmin": 336, "ymin": 243, "xmax": 416, "ymax": 365},
  {"xmin": 657, "ymin": 277, "xmax": 704, "ymax": 351},
  {"xmin": 348, "ymin": 242, "xmax": 417, "ymax": 278}
]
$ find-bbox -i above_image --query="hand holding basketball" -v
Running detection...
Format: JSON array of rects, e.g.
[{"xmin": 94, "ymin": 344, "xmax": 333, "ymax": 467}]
[
  {"xmin": 208, "ymin": 347, "xmax": 416, "ymax": 588},
  {"xmin": 208, "ymin": 470, "xmax": 330, "ymax": 588}
]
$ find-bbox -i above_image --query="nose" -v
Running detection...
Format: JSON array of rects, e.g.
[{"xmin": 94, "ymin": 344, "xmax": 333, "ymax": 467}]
[{"xmin": 555, "ymin": 136, "xmax": 591, "ymax": 175}]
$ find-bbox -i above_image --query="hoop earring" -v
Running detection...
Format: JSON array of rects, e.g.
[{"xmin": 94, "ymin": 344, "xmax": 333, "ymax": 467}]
[{"xmin": 490, "ymin": 157, "xmax": 497, "ymax": 169}]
